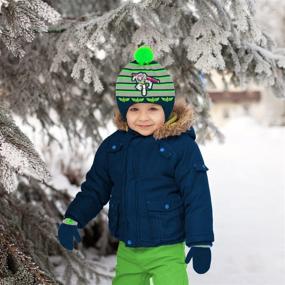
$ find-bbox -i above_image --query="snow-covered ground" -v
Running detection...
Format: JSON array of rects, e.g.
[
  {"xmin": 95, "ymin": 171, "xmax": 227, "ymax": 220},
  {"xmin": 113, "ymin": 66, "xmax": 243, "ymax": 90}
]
[
  {"xmin": 188, "ymin": 115, "xmax": 285, "ymax": 285},
  {"xmin": 15, "ymin": 112, "xmax": 285, "ymax": 285}
]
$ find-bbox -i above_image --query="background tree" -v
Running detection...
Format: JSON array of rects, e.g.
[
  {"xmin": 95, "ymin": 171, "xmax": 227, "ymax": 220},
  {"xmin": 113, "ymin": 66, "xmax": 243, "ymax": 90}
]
[{"xmin": 0, "ymin": 0, "xmax": 285, "ymax": 284}]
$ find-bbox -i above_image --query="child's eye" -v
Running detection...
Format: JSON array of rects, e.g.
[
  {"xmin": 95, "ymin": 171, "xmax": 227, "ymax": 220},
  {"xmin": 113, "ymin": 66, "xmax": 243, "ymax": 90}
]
[{"xmin": 129, "ymin": 107, "xmax": 158, "ymax": 111}]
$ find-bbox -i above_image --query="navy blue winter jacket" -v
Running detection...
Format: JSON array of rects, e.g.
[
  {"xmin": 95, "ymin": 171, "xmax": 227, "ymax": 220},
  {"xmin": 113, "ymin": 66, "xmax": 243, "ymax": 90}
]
[{"xmin": 64, "ymin": 101, "xmax": 214, "ymax": 248}]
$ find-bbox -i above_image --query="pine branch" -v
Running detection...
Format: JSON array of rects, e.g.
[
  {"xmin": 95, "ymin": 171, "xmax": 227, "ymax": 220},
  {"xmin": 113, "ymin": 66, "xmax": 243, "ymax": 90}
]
[
  {"xmin": 0, "ymin": 178, "xmax": 117, "ymax": 285},
  {"xmin": 0, "ymin": 105, "xmax": 51, "ymax": 193},
  {"xmin": 0, "ymin": 0, "xmax": 62, "ymax": 57}
]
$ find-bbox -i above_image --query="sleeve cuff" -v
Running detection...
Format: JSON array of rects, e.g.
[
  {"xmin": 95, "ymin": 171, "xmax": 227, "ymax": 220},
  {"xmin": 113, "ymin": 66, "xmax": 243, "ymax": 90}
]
[
  {"xmin": 186, "ymin": 241, "xmax": 213, "ymax": 247},
  {"xmin": 63, "ymin": 217, "xmax": 78, "ymax": 226}
]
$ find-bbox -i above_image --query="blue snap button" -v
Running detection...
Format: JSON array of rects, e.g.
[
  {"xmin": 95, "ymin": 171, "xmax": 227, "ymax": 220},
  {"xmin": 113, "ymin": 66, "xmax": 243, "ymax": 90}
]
[
  {"xmin": 160, "ymin": 147, "xmax": 165, "ymax": 152},
  {"xmin": 127, "ymin": 240, "xmax": 132, "ymax": 245},
  {"xmin": 112, "ymin": 145, "xmax": 117, "ymax": 150},
  {"xmin": 165, "ymin": 204, "xmax": 170, "ymax": 209}
]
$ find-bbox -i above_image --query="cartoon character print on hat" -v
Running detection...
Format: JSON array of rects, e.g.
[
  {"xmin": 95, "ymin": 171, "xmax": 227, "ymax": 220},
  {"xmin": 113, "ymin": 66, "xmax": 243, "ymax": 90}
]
[{"xmin": 131, "ymin": 72, "xmax": 160, "ymax": 96}]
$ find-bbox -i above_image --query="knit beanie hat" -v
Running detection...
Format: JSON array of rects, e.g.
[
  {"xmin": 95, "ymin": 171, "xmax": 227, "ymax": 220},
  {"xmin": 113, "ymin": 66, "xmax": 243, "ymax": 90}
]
[{"xmin": 115, "ymin": 46, "xmax": 175, "ymax": 122}]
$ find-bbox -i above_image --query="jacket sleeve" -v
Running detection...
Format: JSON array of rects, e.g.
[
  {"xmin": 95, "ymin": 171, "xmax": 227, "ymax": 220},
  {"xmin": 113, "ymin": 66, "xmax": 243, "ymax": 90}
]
[
  {"xmin": 64, "ymin": 141, "xmax": 113, "ymax": 228},
  {"xmin": 174, "ymin": 137, "xmax": 214, "ymax": 247}
]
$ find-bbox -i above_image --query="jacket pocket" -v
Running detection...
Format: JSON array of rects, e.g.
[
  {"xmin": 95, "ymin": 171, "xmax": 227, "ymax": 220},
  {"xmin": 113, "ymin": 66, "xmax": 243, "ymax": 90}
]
[
  {"xmin": 108, "ymin": 200, "xmax": 120, "ymax": 237},
  {"xmin": 158, "ymin": 146, "xmax": 173, "ymax": 159},
  {"xmin": 144, "ymin": 197, "xmax": 184, "ymax": 241},
  {"xmin": 107, "ymin": 142, "xmax": 125, "ymax": 180},
  {"xmin": 146, "ymin": 197, "xmax": 183, "ymax": 211},
  {"xmin": 106, "ymin": 142, "xmax": 124, "ymax": 153}
]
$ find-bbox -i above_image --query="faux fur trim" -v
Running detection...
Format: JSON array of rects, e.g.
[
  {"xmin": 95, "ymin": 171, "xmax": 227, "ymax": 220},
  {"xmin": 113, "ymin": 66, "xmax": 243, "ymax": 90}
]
[{"xmin": 112, "ymin": 97, "xmax": 196, "ymax": 140}]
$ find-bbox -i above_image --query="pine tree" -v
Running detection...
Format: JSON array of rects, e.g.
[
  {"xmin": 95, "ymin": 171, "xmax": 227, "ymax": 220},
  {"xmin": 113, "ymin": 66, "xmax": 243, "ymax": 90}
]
[{"xmin": 1, "ymin": 0, "xmax": 285, "ymax": 284}]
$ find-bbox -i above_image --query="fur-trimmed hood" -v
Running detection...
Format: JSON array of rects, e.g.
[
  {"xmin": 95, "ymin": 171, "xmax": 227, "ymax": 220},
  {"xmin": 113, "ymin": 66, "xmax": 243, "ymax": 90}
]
[{"xmin": 112, "ymin": 98, "xmax": 196, "ymax": 140}]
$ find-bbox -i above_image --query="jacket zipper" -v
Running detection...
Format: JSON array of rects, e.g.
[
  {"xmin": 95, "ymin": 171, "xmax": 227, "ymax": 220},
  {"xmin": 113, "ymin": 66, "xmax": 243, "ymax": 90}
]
[
  {"xmin": 124, "ymin": 141, "xmax": 129, "ymax": 241},
  {"xmin": 132, "ymin": 138, "xmax": 138, "ymax": 244},
  {"xmin": 135, "ymin": 177, "xmax": 138, "ymax": 243}
]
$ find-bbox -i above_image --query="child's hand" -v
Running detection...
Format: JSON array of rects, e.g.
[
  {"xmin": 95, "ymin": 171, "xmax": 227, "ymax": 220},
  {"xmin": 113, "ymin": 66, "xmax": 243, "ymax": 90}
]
[
  {"xmin": 185, "ymin": 247, "xmax": 211, "ymax": 274},
  {"xmin": 57, "ymin": 218, "xmax": 81, "ymax": 251}
]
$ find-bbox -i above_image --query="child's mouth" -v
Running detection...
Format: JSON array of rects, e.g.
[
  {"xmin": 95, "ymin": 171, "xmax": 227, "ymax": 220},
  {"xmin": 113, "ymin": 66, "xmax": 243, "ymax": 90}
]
[{"xmin": 138, "ymin": 125, "xmax": 152, "ymax": 128}]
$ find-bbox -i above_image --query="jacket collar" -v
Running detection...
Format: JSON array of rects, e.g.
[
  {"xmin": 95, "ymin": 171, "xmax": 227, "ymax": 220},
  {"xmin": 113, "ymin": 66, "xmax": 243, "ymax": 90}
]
[{"xmin": 112, "ymin": 98, "xmax": 195, "ymax": 140}]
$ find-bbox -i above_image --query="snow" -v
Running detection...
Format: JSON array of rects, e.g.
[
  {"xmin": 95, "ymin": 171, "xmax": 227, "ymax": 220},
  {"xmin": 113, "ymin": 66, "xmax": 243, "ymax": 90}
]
[{"xmin": 187, "ymin": 115, "xmax": 285, "ymax": 285}]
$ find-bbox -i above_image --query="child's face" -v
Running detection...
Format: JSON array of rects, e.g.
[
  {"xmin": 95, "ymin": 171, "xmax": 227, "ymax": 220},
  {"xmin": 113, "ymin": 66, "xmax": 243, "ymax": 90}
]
[{"xmin": 126, "ymin": 103, "xmax": 165, "ymax": 136}]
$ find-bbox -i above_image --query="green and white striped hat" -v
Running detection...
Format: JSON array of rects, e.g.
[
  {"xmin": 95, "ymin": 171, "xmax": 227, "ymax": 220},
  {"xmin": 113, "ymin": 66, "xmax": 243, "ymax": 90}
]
[{"xmin": 115, "ymin": 46, "xmax": 175, "ymax": 121}]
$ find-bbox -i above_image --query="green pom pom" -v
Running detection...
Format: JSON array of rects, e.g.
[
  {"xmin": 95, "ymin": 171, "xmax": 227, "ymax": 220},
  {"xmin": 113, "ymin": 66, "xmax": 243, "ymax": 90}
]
[{"xmin": 133, "ymin": 45, "xmax": 154, "ymax": 65}]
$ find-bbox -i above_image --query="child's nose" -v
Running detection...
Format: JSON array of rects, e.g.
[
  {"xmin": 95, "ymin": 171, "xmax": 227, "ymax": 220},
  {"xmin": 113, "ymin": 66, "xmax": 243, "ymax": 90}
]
[{"xmin": 138, "ymin": 111, "xmax": 149, "ymax": 119}]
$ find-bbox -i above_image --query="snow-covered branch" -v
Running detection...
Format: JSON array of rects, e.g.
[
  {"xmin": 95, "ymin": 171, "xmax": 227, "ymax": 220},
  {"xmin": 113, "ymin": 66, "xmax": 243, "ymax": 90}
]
[
  {"xmin": 0, "ymin": 105, "xmax": 51, "ymax": 193},
  {"xmin": 0, "ymin": 0, "xmax": 61, "ymax": 57}
]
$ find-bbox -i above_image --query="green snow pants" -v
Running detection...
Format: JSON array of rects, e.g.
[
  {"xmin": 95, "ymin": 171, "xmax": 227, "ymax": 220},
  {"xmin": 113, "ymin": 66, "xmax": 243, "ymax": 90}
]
[{"xmin": 112, "ymin": 240, "xmax": 189, "ymax": 285}]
